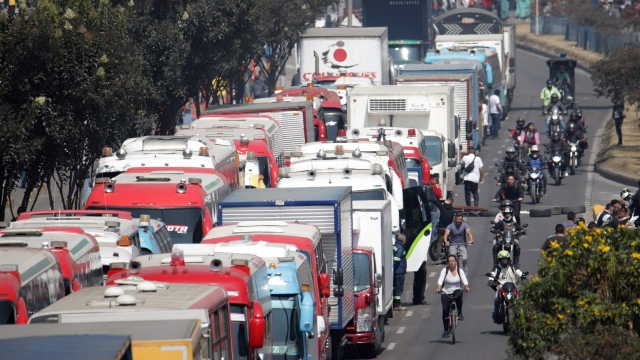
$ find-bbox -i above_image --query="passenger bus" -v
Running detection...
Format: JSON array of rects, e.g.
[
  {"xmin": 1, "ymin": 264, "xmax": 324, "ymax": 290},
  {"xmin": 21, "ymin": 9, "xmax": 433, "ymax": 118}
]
[
  {"xmin": 29, "ymin": 283, "xmax": 234, "ymax": 360},
  {"xmin": 85, "ymin": 169, "xmax": 230, "ymax": 244},
  {"xmin": 203, "ymin": 222, "xmax": 332, "ymax": 360},
  {"xmin": 106, "ymin": 245, "xmax": 273, "ymax": 360},
  {"xmin": 0, "ymin": 247, "xmax": 65, "ymax": 324},
  {"xmin": 0, "ymin": 227, "xmax": 102, "ymax": 294}
]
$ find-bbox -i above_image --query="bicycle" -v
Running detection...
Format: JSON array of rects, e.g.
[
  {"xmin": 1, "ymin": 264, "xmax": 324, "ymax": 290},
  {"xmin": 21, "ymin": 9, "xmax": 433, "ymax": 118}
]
[{"xmin": 439, "ymin": 291, "xmax": 462, "ymax": 345}]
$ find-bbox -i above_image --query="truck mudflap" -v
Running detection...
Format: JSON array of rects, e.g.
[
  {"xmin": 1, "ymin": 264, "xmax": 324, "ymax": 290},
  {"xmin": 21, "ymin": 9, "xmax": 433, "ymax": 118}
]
[{"xmin": 402, "ymin": 186, "xmax": 433, "ymax": 272}]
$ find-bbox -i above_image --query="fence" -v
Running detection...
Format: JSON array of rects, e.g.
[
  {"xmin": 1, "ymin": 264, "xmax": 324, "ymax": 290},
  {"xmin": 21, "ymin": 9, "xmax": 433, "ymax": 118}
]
[{"xmin": 530, "ymin": 16, "xmax": 640, "ymax": 53}]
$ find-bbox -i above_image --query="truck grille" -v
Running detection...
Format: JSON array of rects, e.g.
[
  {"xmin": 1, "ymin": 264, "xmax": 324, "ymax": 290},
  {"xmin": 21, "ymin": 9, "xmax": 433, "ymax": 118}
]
[{"xmin": 368, "ymin": 99, "xmax": 406, "ymax": 112}]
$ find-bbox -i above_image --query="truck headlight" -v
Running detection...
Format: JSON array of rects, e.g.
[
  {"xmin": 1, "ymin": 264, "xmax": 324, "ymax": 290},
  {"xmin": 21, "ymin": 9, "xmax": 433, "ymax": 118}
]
[{"xmin": 356, "ymin": 305, "xmax": 374, "ymax": 332}]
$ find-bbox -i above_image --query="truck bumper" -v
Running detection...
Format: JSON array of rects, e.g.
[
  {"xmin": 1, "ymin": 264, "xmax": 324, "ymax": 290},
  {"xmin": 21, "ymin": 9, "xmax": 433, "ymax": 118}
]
[{"xmin": 345, "ymin": 328, "xmax": 374, "ymax": 345}]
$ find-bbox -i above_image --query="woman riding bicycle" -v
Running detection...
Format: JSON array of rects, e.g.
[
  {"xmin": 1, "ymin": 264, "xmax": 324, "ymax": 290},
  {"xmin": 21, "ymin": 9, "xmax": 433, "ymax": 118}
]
[{"xmin": 436, "ymin": 255, "xmax": 470, "ymax": 338}]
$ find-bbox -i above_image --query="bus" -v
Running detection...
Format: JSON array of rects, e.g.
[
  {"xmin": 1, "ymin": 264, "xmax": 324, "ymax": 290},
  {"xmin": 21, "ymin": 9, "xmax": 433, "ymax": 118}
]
[
  {"xmin": 0, "ymin": 227, "xmax": 102, "ymax": 294},
  {"xmin": 0, "ymin": 247, "xmax": 65, "ymax": 324},
  {"xmin": 29, "ymin": 283, "xmax": 234, "ymax": 360},
  {"xmin": 107, "ymin": 246, "xmax": 273, "ymax": 360}
]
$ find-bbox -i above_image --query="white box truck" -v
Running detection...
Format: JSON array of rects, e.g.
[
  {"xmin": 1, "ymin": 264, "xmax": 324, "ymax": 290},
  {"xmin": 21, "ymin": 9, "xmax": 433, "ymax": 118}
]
[
  {"xmin": 298, "ymin": 27, "xmax": 392, "ymax": 85},
  {"xmin": 347, "ymin": 85, "xmax": 458, "ymax": 199}
]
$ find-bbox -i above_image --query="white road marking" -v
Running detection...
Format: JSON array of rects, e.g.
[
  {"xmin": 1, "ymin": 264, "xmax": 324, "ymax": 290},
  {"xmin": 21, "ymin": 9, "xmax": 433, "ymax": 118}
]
[
  {"xmin": 493, "ymin": 157, "xmax": 498, "ymax": 161},
  {"xmin": 397, "ymin": 327, "xmax": 406, "ymax": 334},
  {"xmin": 505, "ymin": 138, "xmax": 511, "ymax": 142},
  {"xmin": 387, "ymin": 343, "xmax": 396, "ymax": 350},
  {"xmin": 406, "ymin": 311, "xmax": 413, "ymax": 317},
  {"xmin": 501, "ymin": 144, "xmax": 506, "ymax": 148},
  {"xmin": 496, "ymin": 150, "xmax": 502, "ymax": 154},
  {"xmin": 429, "ymin": 272, "xmax": 436, "ymax": 278}
]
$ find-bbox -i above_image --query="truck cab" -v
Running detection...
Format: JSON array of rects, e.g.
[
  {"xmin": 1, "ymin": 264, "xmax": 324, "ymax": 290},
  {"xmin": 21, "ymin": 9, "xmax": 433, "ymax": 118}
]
[{"xmin": 349, "ymin": 246, "xmax": 383, "ymax": 357}]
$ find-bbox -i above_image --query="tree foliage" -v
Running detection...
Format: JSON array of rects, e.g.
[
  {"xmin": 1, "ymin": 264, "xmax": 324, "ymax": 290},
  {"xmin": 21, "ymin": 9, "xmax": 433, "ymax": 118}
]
[
  {"xmin": 508, "ymin": 224, "xmax": 640, "ymax": 359},
  {"xmin": 591, "ymin": 44, "xmax": 640, "ymax": 110}
]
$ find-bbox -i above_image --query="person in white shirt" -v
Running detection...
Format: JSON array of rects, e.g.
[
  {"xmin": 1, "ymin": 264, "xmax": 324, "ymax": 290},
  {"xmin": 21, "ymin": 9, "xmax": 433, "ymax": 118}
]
[
  {"xmin": 436, "ymin": 255, "xmax": 470, "ymax": 338},
  {"xmin": 482, "ymin": 98, "xmax": 490, "ymax": 146},
  {"xmin": 460, "ymin": 147, "xmax": 483, "ymax": 207},
  {"xmin": 489, "ymin": 89, "xmax": 502, "ymax": 139},
  {"xmin": 488, "ymin": 251, "xmax": 523, "ymax": 324}
]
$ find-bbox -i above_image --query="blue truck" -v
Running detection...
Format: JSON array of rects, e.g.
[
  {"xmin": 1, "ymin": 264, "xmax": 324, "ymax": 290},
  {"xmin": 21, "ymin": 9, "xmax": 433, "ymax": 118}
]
[{"xmin": 217, "ymin": 186, "xmax": 355, "ymax": 359}]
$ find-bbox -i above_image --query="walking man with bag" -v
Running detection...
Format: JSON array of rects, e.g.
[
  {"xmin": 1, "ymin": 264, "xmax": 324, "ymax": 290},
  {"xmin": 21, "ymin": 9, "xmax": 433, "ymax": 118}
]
[
  {"xmin": 612, "ymin": 95, "xmax": 625, "ymax": 146},
  {"xmin": 461, "ymin": 147, "xmax": 483, "ymax": 207}
]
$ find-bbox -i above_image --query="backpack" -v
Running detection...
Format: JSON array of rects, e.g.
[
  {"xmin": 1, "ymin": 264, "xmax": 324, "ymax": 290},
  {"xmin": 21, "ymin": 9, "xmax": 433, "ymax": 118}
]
[
  {"xmin": 442, "ymin": 266, "xmax": 463, "ymax": 288},
  {"xmin": 464, "ymin": 155, "xmax": 476, "ymax": 173}
]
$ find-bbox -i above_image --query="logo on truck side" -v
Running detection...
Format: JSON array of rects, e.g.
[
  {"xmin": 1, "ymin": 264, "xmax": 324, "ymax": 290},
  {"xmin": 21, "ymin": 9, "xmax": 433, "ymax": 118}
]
[{"xmin": 321, "ymin": 40, "xmax": 358, "ymax": 70}]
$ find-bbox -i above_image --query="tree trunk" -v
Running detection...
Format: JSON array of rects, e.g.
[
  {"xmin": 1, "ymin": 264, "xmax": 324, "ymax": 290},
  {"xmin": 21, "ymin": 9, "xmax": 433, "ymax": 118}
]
[{"xmin": 46, "ymin": 176, "xmax": 55, "ymax": 211}]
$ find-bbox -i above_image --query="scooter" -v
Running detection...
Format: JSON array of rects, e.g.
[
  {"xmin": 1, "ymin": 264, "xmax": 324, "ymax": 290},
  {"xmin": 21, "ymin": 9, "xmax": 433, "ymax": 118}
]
[{"xmin": 486, "ymin": 271, "xmax": 529, "ymax": 333}]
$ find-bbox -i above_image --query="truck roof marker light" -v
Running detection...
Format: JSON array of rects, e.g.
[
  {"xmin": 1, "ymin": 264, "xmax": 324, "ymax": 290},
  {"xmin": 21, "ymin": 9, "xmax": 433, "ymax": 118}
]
[
  {"xmin": 372, "ymin": 163, "xmax": 384, "ymax": 175},
  {"xmin": 170, "ymin": 248, "xmax": 185, "ymax": 266},
  {"xmin": 408, "ymin": 129, "xmax": 417, "ymax": 137},
  {"xmin": 307, "ymin": 170, "xmax": 316, "ymax": 180},
  {"xmin": 102, "ymin": 147, "xmax": 113, "ymax": 157},
  {"xmin": 376, "ymin": 150, "xmax": 389, "ymax": 156},
  {"xmin": 128, "ymin": 260, "xmax": 141, "ymax": 274},
  {"xmin": 316, "ymin": 148, "xmax": 326, "ymax": 159},
  {"xmin": 343, "ymin": 167, "xmax": 352, "ymax": 179},
  {"xmin": 306, "ymin": 94, "xmax": 314, "ymax": 101},
  {"xmin": 176, "ymin": 180, "xmax": 187, "ymax": 194},
  {"xmin": 352, "ymin": 148, "xmax": 362, "ymax": 158},
  {"xmin": 254, "ymin": 124, "xmax": 265, "ymax": 129},
  {"xmin": 307, "ymin": 83, "xmax": 314, "ymax": 87},
  {"xmin": 51, "ymin": 241, "xmax": 67, "ymax": 249},
  {"xmin": 335, "ymin": 145, "xmax": 344, "ymax": 156},
  {"xmin": 240, "ymin": 134, "xmax": 249, "ymax": 146},
  {"xmin": 104, "ymin": 286, "xmax": 125, "ymax": 298},
  {"xmin": 180, "ymin": 124, "xmax": 191, "ymax": 129},
  {"xmin": 199, "ymin": 147, "xmax": 209, "ymax": 157},
  {"xmin": 183, "ymin": 148, "xmax": 193, "ymax": 159},
  {"xmin": 269, "ymin": 263, "xmax": 276, "ymax": 269},
  {"xmin": 210, "ymin": 258, "xmax": 223, "ymax": 272},
  {"xmin": 278, "ymin": 167, "xmax": 290, "ymax": 179},
  {"xmin": 117, "ymin": 236, "xmax": 131, "ymax": 247},
  {"xmin": 245, "ymin": 97, "xmax": 254, "ymax": 103},
  {"xmin": 116, "ymin": 149, "xmax": 127, "ymax": 159},
  {"xmin": 231, "ymin": 259, "xmax": 249, "ymax": 266},
  {"xmin": 301, "ymin": 284, "xmax": 310, "ymax": 291},
  {"xmin": 337, "ymin": 85, "xmax": 347, "ymax": 90}
]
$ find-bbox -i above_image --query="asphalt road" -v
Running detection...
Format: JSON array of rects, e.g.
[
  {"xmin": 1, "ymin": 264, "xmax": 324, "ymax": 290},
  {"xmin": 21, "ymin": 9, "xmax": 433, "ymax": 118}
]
[{"xmin": 360, "ymin": 48, "xmax": 614, "ymax": 359}]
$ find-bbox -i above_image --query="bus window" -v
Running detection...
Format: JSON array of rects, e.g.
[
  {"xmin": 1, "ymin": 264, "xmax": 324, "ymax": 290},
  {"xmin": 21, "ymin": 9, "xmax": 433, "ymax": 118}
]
[{"xmin": 0, "ymin": 302, "xmax": 15, "ymax": 324}]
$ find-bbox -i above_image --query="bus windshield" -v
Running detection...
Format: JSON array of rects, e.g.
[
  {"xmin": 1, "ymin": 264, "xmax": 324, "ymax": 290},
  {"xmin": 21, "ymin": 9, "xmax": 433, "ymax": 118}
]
[
  {"xmin": 248, "ymin": 156, "xmax": 272, "ymax": 188},
  {"xmin": 353, "ymin": 253, "xmax": 371, "ymax": 292},
  {"xmin": 405, "ymin": 158, "xmax": 421, "ymax": 168},
  {"xmin": 271, "ymin": 295, "xmax": 302, "ymax": 360},
  {"xmin": 91, "ymin": 207, "xmax": 204, "ymax": 244},
  {"xmin": 352, "ymin": 189, "xmax": 386, "ymax": 201},
  {"xmin": 423, "ymin": 136, "xmax": 443, "ymax": 166}
]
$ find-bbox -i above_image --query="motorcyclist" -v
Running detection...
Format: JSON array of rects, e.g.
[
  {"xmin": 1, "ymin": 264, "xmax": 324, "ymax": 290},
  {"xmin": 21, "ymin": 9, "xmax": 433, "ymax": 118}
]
[
  {"xmin": 621, "ymin": 188, "xmax": 637, "ymax": 219},
  {"xmin": 498, "ymin": 146, "xmax": 523, "ymax": 172},
  {"xmin": 546, "ymin": 131, "xmax": 570, "ymax": 177},
  {"xmin": 510, "ymin": 116, "xmax": 526, "ymax": 142},
  {"xmin": 493, "ymin": 176, "xmax": 525, "ymax": 224},
  {"xmin": 490, "ymin": 207, "xmax": 524, "ymax": 269},
  {"xmin": 523, "ymin": 145, "xmax": 547, "ymax": 196},
  {"xmin": 575, "ymin": 108, "xmax": 586, "ymax": 128},
  {"xmin": 566, "ymin": 111, "xmax": 586, "ymax": 134},
  {"xmin": 494, "ymin": 199, "xmax": 513, "ymax": 223},
  {"xmin": 540, "ymin": 79, "xmax": 562, "ymax": 107},
  {"xmin": 488, "ymin": 250, "xmax": 523, "ymax": 324},
  {"xmin": 544, "ymin": 93, "xmax": 567, "ymax": 135},
  {"xmin": 497, "ymin": 162, "xmax": 521, "ymax": 186},
  {"xmin": 519, "ymin": 122, "xmax": 540, "ymax": 154},
  {"xmin": 564, "ymin": 122, "xmax": 588, "ymax": 160}
]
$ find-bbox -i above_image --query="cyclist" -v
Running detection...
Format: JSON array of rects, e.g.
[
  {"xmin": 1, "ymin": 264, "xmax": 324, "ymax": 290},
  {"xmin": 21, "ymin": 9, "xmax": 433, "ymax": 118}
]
[
  {"xmin": 436, "ymin": 255, "xmax": 470, "ymax": 338},
  {"xmin": 444, "ymin": 213, "xmax": 474, "ymax": 273},
  {"xmin": 487, "ymin": 251, "xmax": 522, "ymax": 324}
]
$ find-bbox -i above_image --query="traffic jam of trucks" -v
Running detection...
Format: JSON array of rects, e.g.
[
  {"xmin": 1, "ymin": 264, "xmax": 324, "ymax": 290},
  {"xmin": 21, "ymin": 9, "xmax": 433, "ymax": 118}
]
[{"xmin": 2, "ymin": 8, "xmax": 516, "ymax": 359}]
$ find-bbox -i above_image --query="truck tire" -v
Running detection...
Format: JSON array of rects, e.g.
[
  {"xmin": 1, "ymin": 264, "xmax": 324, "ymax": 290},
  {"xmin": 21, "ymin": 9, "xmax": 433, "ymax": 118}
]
[
  {"xmin": 358, "ymin": 320, "xmax": 382, "ymax": 358},
  {"xmin": 530, "ymin": 208, "xmax": 552, "ymax": 217},
  {"xmin": 562, "ymin": 205, "xmax": 586, "ymax": 214}
]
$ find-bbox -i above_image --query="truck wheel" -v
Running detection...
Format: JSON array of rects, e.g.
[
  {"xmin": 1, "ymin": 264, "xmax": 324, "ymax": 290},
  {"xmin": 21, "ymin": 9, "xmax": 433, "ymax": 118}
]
[{"xmin": 358, "ymin": 322, "xmax": 382, "ymax": 358}]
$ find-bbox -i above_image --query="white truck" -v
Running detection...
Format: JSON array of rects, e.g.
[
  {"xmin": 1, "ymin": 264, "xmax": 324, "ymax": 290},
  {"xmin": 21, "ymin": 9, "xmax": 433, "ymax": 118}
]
[
  {"xmin": 298, "ymin": 27, "xmax": 392, "ymax": 85},
  {"xmin": 347, "ymin": 85, "xmax": 458, "ymax": 200}
]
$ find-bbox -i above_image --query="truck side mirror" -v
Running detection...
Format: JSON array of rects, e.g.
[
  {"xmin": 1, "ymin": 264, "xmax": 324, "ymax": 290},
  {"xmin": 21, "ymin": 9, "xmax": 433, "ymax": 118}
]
[
  {"xmin": 248, "ymin": 300, "xmax": 265, "ymax": 349},
  {"xmin": 448, "ymin": 160, "xmax": 457, "ymax": 168},
  {"xmin": 374, "ymin": 273, "xmax": 383, "ymax": 289},
  {"xmin": 400, "ymin": 219, "xmax": 406, "ymax": 230},
  {"xmin": 299, "ymin": 290, "xmax": 315, "ymax": 333},
  {"xmin": 447, "ymin": 143, "xmax": 455, "ymax": 159},
  {"xmin": 318, "ymin": 273, "xmax": 331, "ymax": 298},
  {"xmin": 509, "ymin": 58, "xmax": 515, "ymax": 68},
  {"xmin": 333, "ymin": 268, "xmax": 343, "ymax": 286}
]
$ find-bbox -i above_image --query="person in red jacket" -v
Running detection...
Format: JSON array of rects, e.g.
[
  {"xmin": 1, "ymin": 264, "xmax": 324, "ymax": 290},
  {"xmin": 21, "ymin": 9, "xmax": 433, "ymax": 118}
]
[{"xmin": 431, "ymin": 174, "xmax": 443, "ymax": 199}]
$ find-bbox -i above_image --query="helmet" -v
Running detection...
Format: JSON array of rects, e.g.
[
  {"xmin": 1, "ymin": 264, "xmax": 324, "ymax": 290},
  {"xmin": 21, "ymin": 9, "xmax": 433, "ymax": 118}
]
[
  {"xmin": 503, "ymin": 206, "xmax": 514, "ymax": 221},
  {"xmin": 551, "ymin": 93, "xmax": 559, "ymax": 102},
  {"xmin": 516, "ymin": 116, "xmax": 525, "ymax": 125},
  {"xmin": 602, "ymin": 214, "xmax": 613, "ymax": 227},
  {"xmin": 576, "ymin": 109, "xmax": 583, "ymax": 118},
  {"xmin": 530, "ymin": 145, "xmax": 540, "ymax": 152},
  {"xmin": 552, "ymin": 131, "xmax": 561, "ymax": 141},
  {"xmin": 570, "ymin": 111, "xmax": 577, "ymax": 120},
  {"xmin": 560, "ymin": 51, "xmax": 567, "ymax": 58},
  {"xmin": 500, "ymin": 199, "xmax": 513, "ymax": 210},
  {"xmin": 621, "ymin": 188, "xmax": 633, "ymax": 201},
  {"xmin": 505, "ymin": 162, "xmax": 515, "ymax": 172},
  {"xmin": 506, "ymin": 146, "xmax": 516, "ymax": 159},
  {"xmin": 530, "ymin": 145, "xmax": 540, "ymax": 158},
  {"xmin": 546, "ymin": 79, "xmax": 554, "ymax": 86},
  {"xmin": 567, "ymin": 122, "xmax": 576, "ymax": 132},
  {"xmin": 498, "ymin": 250, "xmax": 511, "ymax": 268}
]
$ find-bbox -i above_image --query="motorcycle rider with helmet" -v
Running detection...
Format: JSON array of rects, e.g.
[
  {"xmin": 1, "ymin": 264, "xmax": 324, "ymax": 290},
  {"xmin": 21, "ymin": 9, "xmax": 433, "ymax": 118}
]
[
  {"xmin": 510, "ymin": 116, "xmax": 527, "ymax": 142},
  {"xmin": 621, "ymin": 188, "xmax": 638, "ymax": 219},
  {"xmin": 564, "ymin": 122, "xmax": 588, "ymax": 162},
  {"xmin": 546, "ymin": 131, "xmax": 570, "ymax": 177},
  {"xmin": 540, "ymin": 79, "xmax": 562, "ymax": 107},
  {"xmin": 496, "ymin": 162, "xmax": 522, "ymax": 187},
  {"xmin": 544, "ymin": 93, "xmax": 567, "ymax": 135},
  {"xmin": 490, "ymin": 206, "xmax": 524, "ymax": 269},
  {"xmin": 523, "ymin": 145, "xmax": 548, "ymax": 196},
  {"xmin": 494, "ymin": 199, "xmax": 514, "ymax": 223},
  {"xmin": 566, "ymin": 111, "xmax": 586, "ymax": 134},
  {"xmin": 499, "ymin": 146, "xmax": 524, "ymax": 172},
  {"xmin": 575, "ymin": 108, "xmax": 586, "ymax": 128},
  {"xmin": 488, "ymin": 250, "xmax": 523, "ymax": 324}
]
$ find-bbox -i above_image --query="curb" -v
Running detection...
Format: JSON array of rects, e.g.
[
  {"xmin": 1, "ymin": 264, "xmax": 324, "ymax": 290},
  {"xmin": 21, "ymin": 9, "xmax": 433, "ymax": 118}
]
[{"xmin": 594, "ymin": 163, "xmax": 638, "ymax": 187}]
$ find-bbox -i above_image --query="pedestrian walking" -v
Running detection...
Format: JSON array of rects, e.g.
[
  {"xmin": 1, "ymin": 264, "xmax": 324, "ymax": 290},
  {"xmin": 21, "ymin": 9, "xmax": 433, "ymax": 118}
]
[
  {"xmin": 444, "ymin": 213, "xmax": 474, "ymax": 273},
  {"xmin": 393, "ymin": 234, "xmax": 408, "ymax": 311},
  {"xmin": 482, "ymin": 98, "xmax": 490, "ymax": 146},
  {"xmin": 291, "ymin": 67, "xmax": 301, "ymax": 87},
  {"xmin": 612, "ymin": 95, "xmax": 625, "ymax": 146},
  {"xmin": 489, "ymin": 89, "xmax": 502, "ymax": 139},
  {"xmin": 461, "ymin": 147, "xmax": 483, "ymax": 207}
]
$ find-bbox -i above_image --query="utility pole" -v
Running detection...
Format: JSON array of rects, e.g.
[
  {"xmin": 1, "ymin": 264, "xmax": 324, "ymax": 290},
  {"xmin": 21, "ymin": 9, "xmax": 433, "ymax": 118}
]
[
  {"xmin": 347, "ymin": 0, "xmax": 352, "ymax": 27},
  {"xmin": 536, "ymin": 0, "xmax": 539, "ymax": 36}
]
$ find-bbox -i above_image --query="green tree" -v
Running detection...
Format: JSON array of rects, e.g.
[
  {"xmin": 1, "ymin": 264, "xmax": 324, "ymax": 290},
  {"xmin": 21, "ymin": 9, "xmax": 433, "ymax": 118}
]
[
  {"xmin": 508, "ymin": 224, "xmax": 640, "ymax": 359},
  {"xmin": 591, "ymin": 44, "xmax": 640, "ymax": 109}
]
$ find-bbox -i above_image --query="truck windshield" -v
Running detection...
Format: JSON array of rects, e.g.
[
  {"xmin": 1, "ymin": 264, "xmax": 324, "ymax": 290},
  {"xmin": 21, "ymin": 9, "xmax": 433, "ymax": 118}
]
[
  {"xmin": 247, "ymin": 156, "xmax": 272, "ymax": 188},
  {"xmin": 271, "ymin": 295, "xmax": 302, "ymax": 360},
  {"xmin": 389, "ymin": 45, "xmax": 422, "ymax": 62},
  {"xmin": 353, "ymin": 253, "xmax": 371, "ymax": 292},
  {"xmin": 352, "ymin": 189, "xmax": 386, "ymax": 201},
  {"xmin": 405, "ymin": 158, "xmax": 421, "ymax": 168},
  {"xmin": 90, "ymin": 207, "xmax": 204, "ymax": 244},
  {"xmin": 423, "ymin": 136, "xmax": 443, "ymax": 166},
  {"xmin": 231, "ymin": 304, "xmax": 249, "ymax": 360},
  {"xmin": 322, "ymin": 112, "xmax": 345, "ymax": 141},
  {"xmin": 0, "ymin": 301, "xmax": 15, "ymax": 324}
]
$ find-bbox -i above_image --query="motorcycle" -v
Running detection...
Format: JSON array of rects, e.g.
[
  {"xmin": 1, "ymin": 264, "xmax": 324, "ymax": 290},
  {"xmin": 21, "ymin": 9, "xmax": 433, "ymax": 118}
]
[
  {"xmin": 546, "ymin": 106, "xmax": 564, "ymax": 137},
  {"xmin": 547, "ymin": 150, "xmax": 564, "ymax": 185},
  {"xmin": 567, "ymin": 140, "xmax": 581, "ymax": 175},
  {"xmin": 489, "ymin": 226, "xmax": 528, "ymax": 265},
  {"xmin": 525, "ymin": 166, "xmax": 545, "ymax": 204},
  {"xmin": 486, "ymin": 271, "xmax": 529, "ymax": 333}
]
